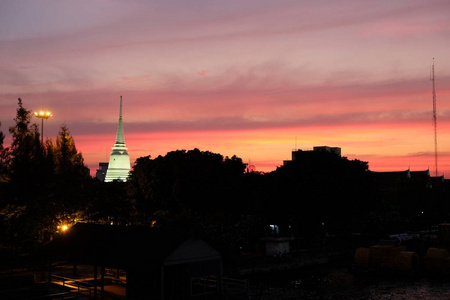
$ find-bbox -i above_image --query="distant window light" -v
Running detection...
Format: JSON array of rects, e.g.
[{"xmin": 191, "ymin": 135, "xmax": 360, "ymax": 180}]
[{"xmin": 269, "ymin": 224, "xmax": 280, "ymax": 236}]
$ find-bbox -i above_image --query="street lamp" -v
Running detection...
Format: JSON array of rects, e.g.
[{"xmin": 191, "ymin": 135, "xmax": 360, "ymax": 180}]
[{"xmin": 34, "ymin": 110, "xmax": 52, "ymax": 144}]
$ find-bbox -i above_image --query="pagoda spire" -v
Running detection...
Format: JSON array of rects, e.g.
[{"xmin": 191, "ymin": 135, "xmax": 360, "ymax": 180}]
[
  {"xmin": 104, "ymin": 96, "xmax": 131, "ymax": 182},
  {"xmin": 115, "ymin": 95, "xmax": 125, "ymax": 144}
]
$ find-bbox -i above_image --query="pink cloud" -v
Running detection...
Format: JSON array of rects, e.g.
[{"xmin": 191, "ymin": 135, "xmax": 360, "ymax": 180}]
[
  {"xmin": 198, "ymin": 70, "xmax": 209, "ymax": 76},
  {"xmin": 361, "ymin": 20, "xmax": 450, "ymax": 38},
  {"xmin": 2, "ymin": 0, "xmax": 450, "ymax": 179}
]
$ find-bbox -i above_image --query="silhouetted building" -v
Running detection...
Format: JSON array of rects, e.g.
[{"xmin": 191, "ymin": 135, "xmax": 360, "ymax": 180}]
[
  {"xmin": 262, "ymin": 223, "xmax": 294, "ymax": 257},
  {"xmin": 105, "ymin": 96, "xmax": 131, "ymax": 182},
  {"xmin": 284, "ymin": 145, "xmax": 342, "ymax": 165},
  {"xmin": 312, "ymin": 146, "xmax": 341, "ymax": 156},
  {"xmin": 95, "ymin": 162, "xmax": 108, "ymax": 181},
  {"xmin": 371, "ymin": 169, "xmax": 433, "ymax": 193},
  {"xmin": 430, "ymin": 175, "xmax": 445, "ymax": 189}
]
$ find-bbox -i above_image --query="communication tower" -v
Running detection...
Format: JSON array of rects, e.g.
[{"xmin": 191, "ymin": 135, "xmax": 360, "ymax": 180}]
[{"xmin": 431, "ymin": 58, "xmax": 438, "ymax": 176}]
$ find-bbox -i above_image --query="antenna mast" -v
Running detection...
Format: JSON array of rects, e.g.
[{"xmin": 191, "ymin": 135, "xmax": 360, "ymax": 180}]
[{"xmin": 431, "ymin": 58, "xmax": 438, "ymax": 176}]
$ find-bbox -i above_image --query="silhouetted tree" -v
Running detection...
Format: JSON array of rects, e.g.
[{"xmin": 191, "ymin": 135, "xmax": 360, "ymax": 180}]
[
  {"xmin": 8, "ymin": 98, "xmax": 48, "ymax": 193},
  {"xmin": 127, "ymin": 155, "xmax": 155, "ymax": 222},
  {"xmin": 0, "ymin": 99, "xmax": 97, "ymax": 250},
  {"xmin": 89, "ymin": 180, "xmax": 134, "ymax": 225},
  {"xmin": 52, "ymin": 124, "xmax": 89, "ymax": 177},
  {"xmin": 0, "ymin": 122, "xmax": 4, "ymax": 154},
  {"xmin": 0, "ymin": 122, "xmax": 10, "ymax": 182},
  {"xmin": 127, "ymin": 149, "xmax": 269, "ymax": 259},
  {"xmin": 264, "ymin": 150, "xmax": 372, "ymax": 243},
  {"xmin": 128, "ymin": 149, "xmax": 247, "ymax": 223}
]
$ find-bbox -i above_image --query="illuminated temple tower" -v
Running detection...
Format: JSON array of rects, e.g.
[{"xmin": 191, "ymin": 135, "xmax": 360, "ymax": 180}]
[{"xmin": 105, "ymin": 96, "xmax": 131, "ymax": 182}]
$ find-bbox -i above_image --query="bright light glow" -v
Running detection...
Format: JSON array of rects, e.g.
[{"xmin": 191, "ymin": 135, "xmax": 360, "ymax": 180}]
[
  {"xmin": 61, "ymin": 225, "xmax": 68, "ymax": 232},
  {"xmin": 34, "ymin": 111, "xmax": 53, "ymax": 119}
]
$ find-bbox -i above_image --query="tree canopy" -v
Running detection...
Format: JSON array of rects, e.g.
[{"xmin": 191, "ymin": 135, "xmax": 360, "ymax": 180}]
[
  {"xmin": 52, "ymin": 124, "xmax": 89, "ymax": 177},
  {"xmin": 0, "ymin": 99, "xmax": 95, "ymax": 250},
  {"xmin": 8, "ymin": 98, "xmax": 45, "ymax": 189},
  {"xmin": 263, "ymin": 150, "xmax": 373, "ymax": 239},
  {"xmin": 1, "ymin": 98, "xmax": 448, "ymax": 257},
  {"xmin": 127, "ymin": 148, "xmax": 247, "ymax": 223}
]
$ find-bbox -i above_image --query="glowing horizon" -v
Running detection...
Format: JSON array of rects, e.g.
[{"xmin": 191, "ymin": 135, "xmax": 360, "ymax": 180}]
[{"xmin": 1, "ymin": 0, "xmax": 449, "ymax": 178}]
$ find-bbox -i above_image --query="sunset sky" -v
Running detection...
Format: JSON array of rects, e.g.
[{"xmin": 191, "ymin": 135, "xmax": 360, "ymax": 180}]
[{"xmin": 1, "ymin": 0, "xmax": 450, "ymax": 177}]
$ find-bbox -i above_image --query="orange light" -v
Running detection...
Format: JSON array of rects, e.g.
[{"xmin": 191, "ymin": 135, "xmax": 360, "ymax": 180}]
[{"xmin": 34, "ymin": 111, "xmax": 52, "ymax": 119}]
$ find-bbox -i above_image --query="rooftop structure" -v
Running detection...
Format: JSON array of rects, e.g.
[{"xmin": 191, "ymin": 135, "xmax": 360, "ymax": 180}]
[
  {"xmin": 104, "ymin": 96, "xmax": 131, "ymax": 182},
  {"xmin": 370, "ymin": 169, "xmax": 438, "ymax": 192},
  {"xmin": 95, "ymin": 162, "xmax": 108, "ymax": 181},
  {"xmin": 312, "ymin": 146, "xmax": 341, "ymax": 156},
  {"xmin": 284, "ymin": 146, "xmax": 341, "ymax": 165}
]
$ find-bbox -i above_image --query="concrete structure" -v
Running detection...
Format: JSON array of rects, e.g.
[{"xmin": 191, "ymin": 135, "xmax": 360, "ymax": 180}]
[
  {"xmin": 105, "ymin": 96, "xmax": 131, "ymax": 182},
  {"xmin": 95, "ymin": 162, "xmax": 108, "ymax": 181},
  {"xmin": 262, "ymin": 223, "xmax": 294, "ymax": 257}
]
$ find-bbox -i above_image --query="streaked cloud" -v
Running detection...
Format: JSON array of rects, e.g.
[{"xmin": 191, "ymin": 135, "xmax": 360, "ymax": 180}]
[{"xmin": 1, "ymin": 0, "xmax": 450, "ymax": 176}]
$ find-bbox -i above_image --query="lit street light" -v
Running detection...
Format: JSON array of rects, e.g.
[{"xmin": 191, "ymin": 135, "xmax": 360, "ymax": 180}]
[
  {"xmin": 34, "ymin": 110, "xmax": 52, "ymax": 144},
  {"xmin": 57, "ymin": 224, "xmax": 69, "ymax": 233}
]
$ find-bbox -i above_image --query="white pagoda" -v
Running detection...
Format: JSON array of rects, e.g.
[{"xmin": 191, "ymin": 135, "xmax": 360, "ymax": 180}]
[{"xmin": 104, "ymin": 96, "xmax": 131, "ymax": 182}]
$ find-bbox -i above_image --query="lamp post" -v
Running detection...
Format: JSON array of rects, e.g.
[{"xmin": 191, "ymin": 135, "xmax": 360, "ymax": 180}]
[{"xmin": 34, "ymin": 110, "xmax": 52, "ymax": 144}]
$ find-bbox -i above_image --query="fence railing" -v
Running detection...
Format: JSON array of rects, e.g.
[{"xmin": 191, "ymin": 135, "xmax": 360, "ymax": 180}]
[{"xmin": 51, "ymin": 274, "xmax": 94, "ymax": 298}]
